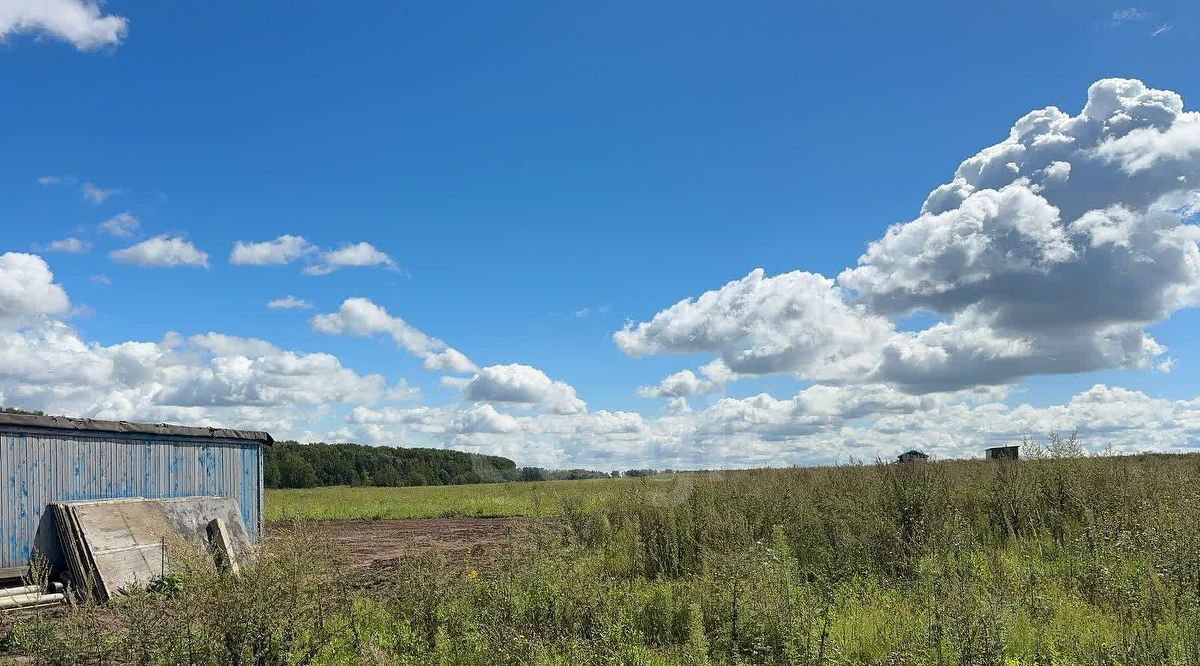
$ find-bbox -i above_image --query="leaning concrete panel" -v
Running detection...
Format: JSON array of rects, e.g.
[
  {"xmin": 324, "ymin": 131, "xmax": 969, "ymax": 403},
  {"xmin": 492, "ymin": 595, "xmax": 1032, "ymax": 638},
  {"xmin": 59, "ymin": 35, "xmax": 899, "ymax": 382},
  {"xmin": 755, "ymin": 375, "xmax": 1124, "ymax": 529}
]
[
  {"xmin": 64, "ymin": 499, "xmax": 174, "ymax": 599},
  {"xmin": 54, "ymin": 496, "xmax": 253, "ymax": 600}
]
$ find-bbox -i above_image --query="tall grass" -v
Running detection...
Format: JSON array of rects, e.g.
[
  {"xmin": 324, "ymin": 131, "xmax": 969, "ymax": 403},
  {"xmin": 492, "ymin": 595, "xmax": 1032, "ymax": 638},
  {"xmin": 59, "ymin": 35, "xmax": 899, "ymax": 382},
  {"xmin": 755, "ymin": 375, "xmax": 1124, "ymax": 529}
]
[{"xmin": 13, "ymin": 445, "xmax": 1200, "ymax": 664}]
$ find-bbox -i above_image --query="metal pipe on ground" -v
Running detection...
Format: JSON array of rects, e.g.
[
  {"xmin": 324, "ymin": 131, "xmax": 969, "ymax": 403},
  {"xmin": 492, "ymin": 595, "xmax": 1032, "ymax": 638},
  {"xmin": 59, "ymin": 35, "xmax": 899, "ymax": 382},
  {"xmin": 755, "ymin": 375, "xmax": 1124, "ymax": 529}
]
[
  {"xmin": 0, "ymin": 592, "xmax": 66, "ymax": 610},
  {"xmin": 0, "ymin": 583, "xmax": 61, "ymax": 597}
]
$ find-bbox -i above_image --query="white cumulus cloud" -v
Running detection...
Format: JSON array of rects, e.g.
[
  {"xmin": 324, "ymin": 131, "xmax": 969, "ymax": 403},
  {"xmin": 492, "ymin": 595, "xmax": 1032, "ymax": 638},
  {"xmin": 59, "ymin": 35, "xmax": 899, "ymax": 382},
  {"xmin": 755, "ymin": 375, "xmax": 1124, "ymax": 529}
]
[
  {"xmin": 110, "ymin": 236, "xmax": 210, "ymax": 268},
  {"xmin": 337, "ymin": 378, "xmax": 1200, "ymax": 469},
  {"xmin": 0, "ymin": 0, "xmax": 127, "ymax": 51},
  {"xmin": 230, "ymin": 235, "xmax": 315, "ymax": 266},
  {"xmin": 621, "ymin": 79, "xmax": 1200, "ymax": 395},
  {"xmin": 0, "ymin": 253, "xmax": 71, "ymax": 327},
  {"xmin": 312, "ymin": 297, "xmax": 476, "ymax": 373},
  {"xmin": 267, "ymin": 295, "xmax": 313, "ymax": 310},
  {"xmin": 0, "ymin": 267, "xmax": 406, "ymax": 438},
  {"xmin": 842, "ymin": 78, "xmax": 1200, "ymax": 390},
  {"xmin": 636, "ymin": 369, "xmax": 719, "ymax": 399},
  {"xmin": 615, "ymin": 268, "xmax": 891, "ymax": 380},
  {"xmin": 453, "ymin": 404, "xmax": 521, "ymax": 434},
  {"xmin": 303, "ymin": 242, "xmax": 397, "ymax": 275},
  {"xmin": 0, "ymin": 323, "xmax": 398, "ymax": 435},
  {"xmin": 463, "ymin": 364, "xmax": 587, "ymax": 415}
]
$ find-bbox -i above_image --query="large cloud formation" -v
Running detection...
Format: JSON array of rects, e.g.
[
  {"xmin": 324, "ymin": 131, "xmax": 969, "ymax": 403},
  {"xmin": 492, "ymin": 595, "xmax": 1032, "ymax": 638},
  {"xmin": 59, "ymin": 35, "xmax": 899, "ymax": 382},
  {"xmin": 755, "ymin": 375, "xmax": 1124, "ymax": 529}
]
[
  {"xmin": 339, "ymin": 380, "xmax": 1200, "ymax": 468},
  {"xmin": 0, "ymin": 327, "xmax": 395, "ymax": 436},
  {"xmin": 1, "ymin": 248, "xmax": 1197, "ymax": 467},
  {"xmin": 8, "ymin": 78, "xmax": 1200, "ymax": 469},
  {"xmin": 616, "ymin": 269, "xmax": 891, "ymax": 380},
  {"xmin": 621, "ymin": 79, "xmax": 1200, "ymax": 396},
  {"xmin": 0, "ymin": 256, "xmax": 396, "ymax": 435}
]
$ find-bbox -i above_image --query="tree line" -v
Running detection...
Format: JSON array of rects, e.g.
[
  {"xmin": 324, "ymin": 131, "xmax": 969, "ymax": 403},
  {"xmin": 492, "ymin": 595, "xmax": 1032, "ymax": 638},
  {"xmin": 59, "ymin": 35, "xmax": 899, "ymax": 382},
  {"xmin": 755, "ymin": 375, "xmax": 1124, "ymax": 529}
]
[{"xmin": 264, "ymin": 441, "xmax": 615, "ymax": 489}]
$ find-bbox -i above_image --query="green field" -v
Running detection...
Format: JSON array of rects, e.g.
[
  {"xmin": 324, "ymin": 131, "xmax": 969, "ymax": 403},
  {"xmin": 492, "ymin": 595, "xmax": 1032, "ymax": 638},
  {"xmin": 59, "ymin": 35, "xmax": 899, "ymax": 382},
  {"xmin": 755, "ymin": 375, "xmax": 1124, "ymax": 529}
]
[
  {"xmin": 265, "ymin": 476, "xmax": 642, "ymax": 521},
  {"xmin": 17, "ymin": 448, "xmax": 1200, "ymax": 664}
]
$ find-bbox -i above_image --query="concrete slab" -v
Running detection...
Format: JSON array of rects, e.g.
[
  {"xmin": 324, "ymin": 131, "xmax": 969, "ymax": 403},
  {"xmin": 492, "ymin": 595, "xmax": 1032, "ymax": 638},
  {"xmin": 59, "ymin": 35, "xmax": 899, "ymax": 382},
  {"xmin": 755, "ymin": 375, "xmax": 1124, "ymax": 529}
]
[{"xmin": 52, "ymin": 496, "xmax": 252, "ymax": 601}]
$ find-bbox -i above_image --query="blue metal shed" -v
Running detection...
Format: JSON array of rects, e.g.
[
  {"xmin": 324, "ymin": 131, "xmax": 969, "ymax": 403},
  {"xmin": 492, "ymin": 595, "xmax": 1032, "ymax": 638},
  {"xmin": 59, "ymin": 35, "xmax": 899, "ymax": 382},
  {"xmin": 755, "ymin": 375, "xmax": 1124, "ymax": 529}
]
[{"xmin": 0, "ymin": 413, "xmax": 272, "ymax": 574}]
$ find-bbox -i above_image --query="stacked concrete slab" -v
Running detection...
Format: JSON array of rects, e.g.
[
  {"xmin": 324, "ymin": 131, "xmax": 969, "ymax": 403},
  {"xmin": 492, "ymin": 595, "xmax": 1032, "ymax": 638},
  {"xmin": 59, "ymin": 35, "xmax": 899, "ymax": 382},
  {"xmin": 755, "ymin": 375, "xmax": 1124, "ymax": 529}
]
[{"xmin": 52, "ymin": 496, "xmax": 251, "ymax": 601}]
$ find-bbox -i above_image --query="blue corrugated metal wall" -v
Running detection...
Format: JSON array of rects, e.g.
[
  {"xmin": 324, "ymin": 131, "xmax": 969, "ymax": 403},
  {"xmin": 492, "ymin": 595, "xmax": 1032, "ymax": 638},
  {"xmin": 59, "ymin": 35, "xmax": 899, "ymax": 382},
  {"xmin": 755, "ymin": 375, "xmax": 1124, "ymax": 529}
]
[{"xmin": 0, "ymin": 429, "xmax": 263, "ymax": 570}]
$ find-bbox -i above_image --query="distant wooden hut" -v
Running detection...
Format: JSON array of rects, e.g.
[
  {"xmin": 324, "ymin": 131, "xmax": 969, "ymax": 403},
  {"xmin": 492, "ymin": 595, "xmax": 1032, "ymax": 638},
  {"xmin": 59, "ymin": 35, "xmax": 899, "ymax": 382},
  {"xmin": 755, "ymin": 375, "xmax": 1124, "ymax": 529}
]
[
  {"xmin": 898, "ymin": 450, "xmax": 929, "ymax": 464},
  {"xmin": 985, "ymin": 445, "xmax": 1019, "ymax": 461}
]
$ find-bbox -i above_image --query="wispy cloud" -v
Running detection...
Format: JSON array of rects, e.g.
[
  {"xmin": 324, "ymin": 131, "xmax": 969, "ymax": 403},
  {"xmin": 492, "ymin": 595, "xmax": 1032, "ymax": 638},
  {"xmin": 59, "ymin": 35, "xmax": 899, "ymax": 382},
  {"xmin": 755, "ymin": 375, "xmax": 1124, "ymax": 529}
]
[
  {"xmin": 97, "ymin": 212, "xmax": 140, "ymax": 237},
  {"xmin": 1110, "ymin": 7, "xmax": 1146, "ymax": 25},
  {"xmin": 90, "ymin": 273, "xmax": 113, "ymax": 286},
  {"xmin": 267, "ymin": 295, "xmax": 314, "ymax": 310},
  {"xmin": 81, "ymin": 182, "xmax": 121, "ymax": 204},
  {"xmin": 42, "ymin": 237, "xmax": 91, "ymax": 254},
  {"xmin": 37, "ymin": 175, "xmax": 125, "ymax": 204},
  {"xmin": 574, "ymin": 305, "xmax": 611, "ymax": 319},
  {"xmin": 1151, "ymin": 23, "xmax": 1173, "ymax": 36}
]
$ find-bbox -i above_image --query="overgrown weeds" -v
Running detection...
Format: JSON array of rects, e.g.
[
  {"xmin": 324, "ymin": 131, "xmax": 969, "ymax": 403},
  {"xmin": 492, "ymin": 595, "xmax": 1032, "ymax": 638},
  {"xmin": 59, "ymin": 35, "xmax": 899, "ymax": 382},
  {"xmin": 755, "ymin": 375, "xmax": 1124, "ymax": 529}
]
[
  {"xmin": 13, "ymin": 522, "xmax": 355, "ymax": 665},
  {"xmin": 10, "ymin": 442, "xmax": 1200, "ymax": 664}
]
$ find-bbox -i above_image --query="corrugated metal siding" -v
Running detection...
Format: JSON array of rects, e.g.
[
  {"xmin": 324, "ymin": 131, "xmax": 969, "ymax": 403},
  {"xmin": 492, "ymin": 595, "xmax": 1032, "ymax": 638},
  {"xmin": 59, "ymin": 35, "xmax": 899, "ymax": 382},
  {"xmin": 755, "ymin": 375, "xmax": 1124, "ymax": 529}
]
[{"xmin": 0, "ymin": 430, "xmax": 263, "ymax": 570}]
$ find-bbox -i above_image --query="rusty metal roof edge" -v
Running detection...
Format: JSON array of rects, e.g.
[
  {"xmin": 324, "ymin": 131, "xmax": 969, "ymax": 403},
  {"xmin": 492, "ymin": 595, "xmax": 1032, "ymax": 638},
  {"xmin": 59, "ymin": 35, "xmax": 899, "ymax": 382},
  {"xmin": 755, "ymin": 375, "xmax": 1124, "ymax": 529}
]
[{"xmin": 0, "ymin": 413, "xmax": 274, "ymax": 445}]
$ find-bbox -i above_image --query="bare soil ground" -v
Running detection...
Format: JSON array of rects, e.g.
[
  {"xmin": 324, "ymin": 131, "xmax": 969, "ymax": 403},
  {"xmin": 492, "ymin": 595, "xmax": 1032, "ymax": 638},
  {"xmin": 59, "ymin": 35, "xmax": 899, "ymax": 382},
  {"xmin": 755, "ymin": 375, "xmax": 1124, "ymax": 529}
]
[{"xmin": 266, "ymin": 517, "xmax": 552, "ymax": 578}]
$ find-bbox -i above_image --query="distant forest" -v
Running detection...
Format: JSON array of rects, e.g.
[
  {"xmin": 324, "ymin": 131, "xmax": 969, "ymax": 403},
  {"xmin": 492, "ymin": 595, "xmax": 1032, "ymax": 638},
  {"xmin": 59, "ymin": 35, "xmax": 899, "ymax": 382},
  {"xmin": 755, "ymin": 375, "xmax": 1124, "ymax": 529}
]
[
  {"xmin": 265, "ymin": 441, "xmax": 615, "ymax": 489},
  {"xmin": 0, "ymin": 407, "xmax": 622, "ymax": 489}
]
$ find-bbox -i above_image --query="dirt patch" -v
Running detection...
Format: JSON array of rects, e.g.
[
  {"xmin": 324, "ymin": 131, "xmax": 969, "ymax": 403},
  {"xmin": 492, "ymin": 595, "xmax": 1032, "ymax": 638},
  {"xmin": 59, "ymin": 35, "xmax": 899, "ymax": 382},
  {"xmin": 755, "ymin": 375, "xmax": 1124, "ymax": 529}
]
[{"xmin": 266, "ymin": 517, "xmax": 553, "ymax": 577}]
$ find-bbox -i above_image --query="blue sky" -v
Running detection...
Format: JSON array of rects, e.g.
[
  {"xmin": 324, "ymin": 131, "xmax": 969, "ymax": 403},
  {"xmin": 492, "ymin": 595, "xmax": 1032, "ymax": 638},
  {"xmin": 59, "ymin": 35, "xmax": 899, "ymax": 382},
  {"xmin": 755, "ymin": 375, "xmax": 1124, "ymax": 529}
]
[{"xmin": 1, "ymin": 1, "xmax": 1199, "ymax": 467}]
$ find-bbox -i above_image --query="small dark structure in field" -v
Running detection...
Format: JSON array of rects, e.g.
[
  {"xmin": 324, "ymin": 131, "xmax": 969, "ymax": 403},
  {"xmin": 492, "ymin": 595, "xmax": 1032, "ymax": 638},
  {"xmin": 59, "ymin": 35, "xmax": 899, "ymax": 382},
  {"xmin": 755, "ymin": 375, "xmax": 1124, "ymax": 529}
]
[
  {"xmin": 985, "ymin": 445, "xmax": 1020, "ymax": 461},
  {"xmin": 897, "ymin": 450, "xmax": 929, "ymax": 463}
]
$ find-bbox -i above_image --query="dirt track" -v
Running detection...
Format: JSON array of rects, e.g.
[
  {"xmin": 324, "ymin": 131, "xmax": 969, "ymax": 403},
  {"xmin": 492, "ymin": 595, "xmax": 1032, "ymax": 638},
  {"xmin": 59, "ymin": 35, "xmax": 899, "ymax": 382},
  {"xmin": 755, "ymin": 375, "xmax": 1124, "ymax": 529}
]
[{"xmin": 266, "ymin": 517, "xmax": 549, "ymax": 574}]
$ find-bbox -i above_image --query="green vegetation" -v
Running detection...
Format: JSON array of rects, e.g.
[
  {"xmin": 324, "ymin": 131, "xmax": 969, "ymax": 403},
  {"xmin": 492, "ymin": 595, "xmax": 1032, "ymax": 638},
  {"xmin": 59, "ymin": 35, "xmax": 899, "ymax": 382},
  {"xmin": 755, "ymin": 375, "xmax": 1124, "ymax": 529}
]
[
  {"xmin": 265, "ymin": 440, "xmax": 611, "ymax": 489},
  {"xmin": 266, "ymin": 477, "xmax": 636, "ymax": 521},
  {"xmin": 265, "ymin": 441, "xmax": 518, "ymax": 488},
  {"xmin": 15, "ymin": 441, "xmax": 1200, "ymax": 664}
]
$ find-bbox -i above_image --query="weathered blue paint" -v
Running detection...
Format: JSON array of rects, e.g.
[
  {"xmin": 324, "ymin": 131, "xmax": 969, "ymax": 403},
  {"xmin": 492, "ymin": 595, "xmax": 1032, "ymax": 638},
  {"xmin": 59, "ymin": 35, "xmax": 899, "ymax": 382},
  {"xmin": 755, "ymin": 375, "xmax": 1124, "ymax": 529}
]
[{"xmin": 0, "ymin": 428, "xmax": 266, "ymax": 570}]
